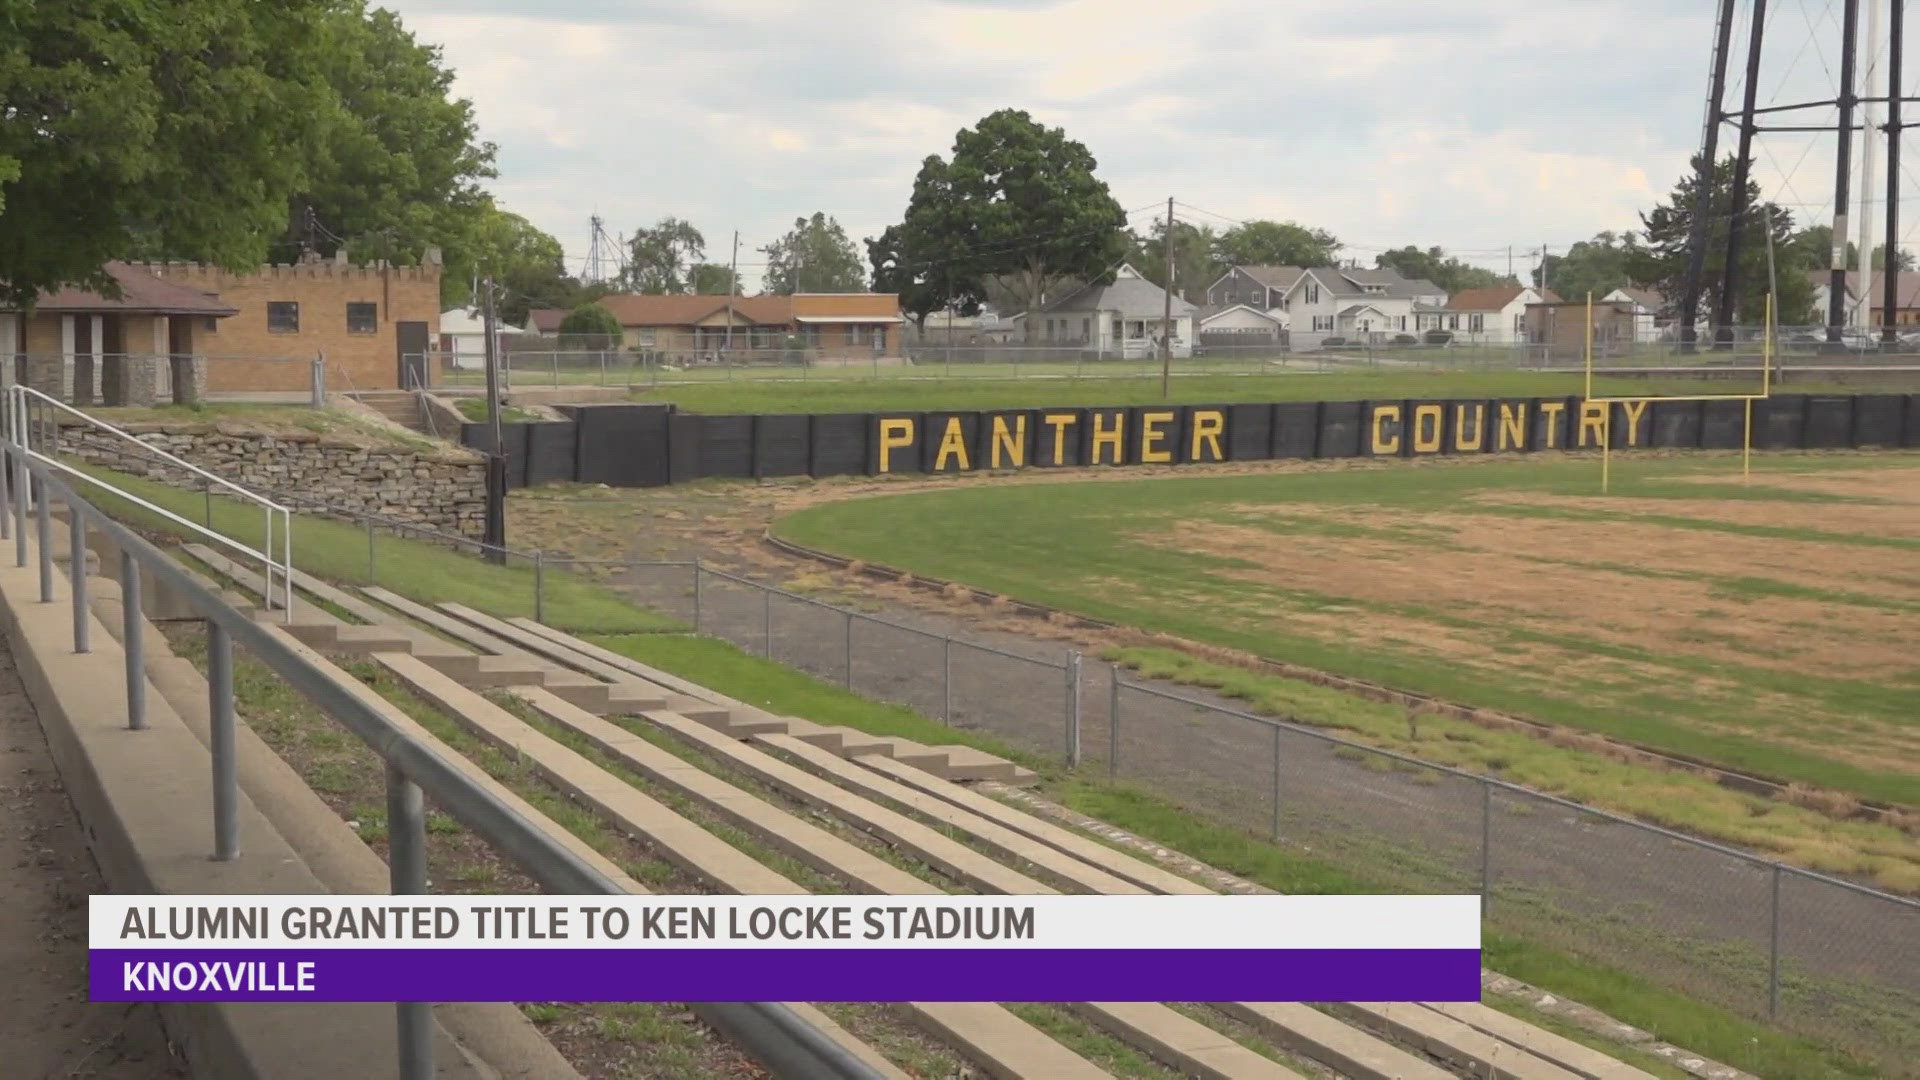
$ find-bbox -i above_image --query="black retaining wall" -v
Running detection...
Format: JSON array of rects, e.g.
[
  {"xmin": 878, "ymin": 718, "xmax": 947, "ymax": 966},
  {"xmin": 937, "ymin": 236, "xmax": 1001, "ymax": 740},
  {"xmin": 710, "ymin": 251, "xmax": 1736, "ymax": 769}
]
[{"xmin": 461, "ymin": 393, "xmax": 1920, "ymax": 489}]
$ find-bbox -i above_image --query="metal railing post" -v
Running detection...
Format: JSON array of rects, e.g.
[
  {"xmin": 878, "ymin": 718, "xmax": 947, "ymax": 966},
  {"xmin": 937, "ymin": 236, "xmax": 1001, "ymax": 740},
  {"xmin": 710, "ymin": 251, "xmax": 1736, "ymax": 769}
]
[
  {"xmin": 534, "ymin": 550, "xmax": 545, "ymax": 624},
  {"xmin": 70, "ymin": 501, "xmax": 89, "ymax": 653},
  {"xmin": 37, "ymin": 479, "xmax": 53, "ymax": 602},
  {"xmin": 1108, "ymin": 673, "xmax": 1120, "ymax": 778},
  {"xmin": 1769, "ymin": 864, "xmax": 1782, "ymax": 1018},
  {"xmin": 0, "ymin": 444, "xmax": 10, "ymax": 542},
  {"xmin": 208, "ymin": 621, "xmax": 239, "ymax": 861},
  {"xmin": 1271, "ymin": 725, "xmax": 1282, "ymax": 841},
  {"xmin": 1064, "ymin": 651, "xmax": 1081, "ymax": 766},
  {"xmin": 387, "ymin": 761, "xmax": 434, "ymax": 1080},
  {"xmin": 941, "ymin": 636, "xmax": 953, "ymax": 722},
  {"xmin": 14, "ymin": 440, "xmax": 27, "ymax": 568},
  {"xmin": 123, "ymin": 549, "xmax": 146, "ymax": 731}
]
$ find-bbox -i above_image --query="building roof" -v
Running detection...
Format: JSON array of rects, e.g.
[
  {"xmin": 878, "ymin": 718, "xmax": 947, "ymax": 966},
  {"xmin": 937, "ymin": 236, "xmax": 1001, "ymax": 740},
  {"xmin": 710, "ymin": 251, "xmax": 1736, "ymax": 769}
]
[
  {"xmin": 1294, "ymin": 266, "xmax": 1440, "ymax": 301},
  {"xmin": 8, "ymin": 262, "xmax": 238, "ymax": 317},
  {"xmin": 1040, "ymin": 264, "xmax": 1195, "ymax": 317},
  {"xmin": 1607, "ymin": 286, "xmax": 1665, "ymax": 312},
  {"xmin": 1198, "ymin": 304, "xmax": 1283, "ymax": 327},
  {"xmin": 528, "ymin": 293, "xmax": 904, "ymax": 332},
  {"xmin": 1238, "ymin": 266, "xmax": 1309, "ymax": 290},
  {"xmin": 1443, "ymin": 286, "xmax": 1560, "ymax": 312}
]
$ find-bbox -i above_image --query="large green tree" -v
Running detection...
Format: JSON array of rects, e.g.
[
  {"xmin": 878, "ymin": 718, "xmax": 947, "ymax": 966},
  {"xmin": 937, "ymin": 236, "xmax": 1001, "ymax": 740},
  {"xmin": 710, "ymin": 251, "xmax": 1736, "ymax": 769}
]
[
  {"xmin": 1640, "ymin": 155, "xmax": 1814, "ymax": 326},
  {"xmin": 1536, "ymin": 231, "xmax": 1658, "ymax": 302},
  {"xmin": 441, "ymin": 206, "xmax": 571, "ymax": 321},
  {"xmin": 286, "ymin": 3, "xmax": 496, "ymax": 267},
  {"xmin": 688, "ymin": 263, "xmax": 740, "ymax": 295},
  {"xmin": 1213, "ymin": 221, "xmax": 1341, "ymax": 269},
  {"xmin": 869, "ymin": 156, "xmax": 987, "ymax": 327},
  {"xmin": 762, "ymin": 212, "xmax": 867, "ymax": 294},
  {"xmin": 1374, "ymin": 246, "xmax": 1511, "ymax": 293},
  {"xmin": 0, "ymin": 0, "xmax": 339, "ymax": 305},
  {"xmin": 1787, "ymin": 225, "xmax": 1914, "ymax": 275},
  {"xmin": 1133, "ymin": 220, "xmax": 1221, "ymax": 302},
  {"xmin": 902, "ymin": 109, "xmax": 1129, "ymax": 336},
  {"xmin": 620, "ymin": 217, "xmax": 705, "ymax": 294}
]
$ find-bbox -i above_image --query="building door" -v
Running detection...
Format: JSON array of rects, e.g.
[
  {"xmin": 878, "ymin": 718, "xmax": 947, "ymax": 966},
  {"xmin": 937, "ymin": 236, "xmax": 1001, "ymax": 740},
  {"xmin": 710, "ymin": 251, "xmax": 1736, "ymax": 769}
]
[{"xmin": 396, "ymin": 321, "xmax": 430, "ymax": 389}]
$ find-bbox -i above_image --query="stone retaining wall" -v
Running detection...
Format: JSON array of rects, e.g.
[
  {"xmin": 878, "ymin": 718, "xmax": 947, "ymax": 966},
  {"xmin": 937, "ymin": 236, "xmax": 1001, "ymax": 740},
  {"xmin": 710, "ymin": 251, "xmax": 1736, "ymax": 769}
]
[{"xmin": 58, "ymin": 421, "xmax": 487, "ymax": 539}]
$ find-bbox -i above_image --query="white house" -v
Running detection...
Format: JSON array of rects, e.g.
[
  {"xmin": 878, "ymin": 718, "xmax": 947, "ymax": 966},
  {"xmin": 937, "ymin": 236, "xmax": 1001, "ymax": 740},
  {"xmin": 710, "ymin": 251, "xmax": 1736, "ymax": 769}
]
[
  {"xmin": 1602, "ymin": 287, "xmax": 1666, "ymax": 342},
  {"xmin": 438, "ymin": 307, "xmax": 523, "ymax": 369},
  {"xmin": 1276, "ymin": 267, "xmax": 1447, "ymax": 348},
  {"xmin": 1033, "ymin": 264, "xmax": 1195, "ymax": 358},
  {"xmin": 1203, "ymin": 266, "xmax": 1306, "ymax": 319},
  {"xmin": 1414, "ymin": 286, "xmax": 1558, "ymax": 344},
  {"xmin": 1196, "ymin": 304, "xmax": 1286, "ymax": 353}
]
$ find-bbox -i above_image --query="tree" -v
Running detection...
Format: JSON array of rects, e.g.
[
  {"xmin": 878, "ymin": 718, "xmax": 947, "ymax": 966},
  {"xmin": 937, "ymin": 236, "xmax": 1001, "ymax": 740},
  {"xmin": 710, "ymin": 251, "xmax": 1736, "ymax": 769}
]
[
  {"xmin": 906, "ymin": 109, "xmax": 1130, "ymax": 337},
  {"xmin": 1213, "ymin": 221, "xmax": 1341, "ymax": 269},
  {"xmin": 1536, "ymin": 231, "xmax": 1656, "ymax": 302},
  {"xmin": 441, "ymin": 206, "xmax": 570, "ymax": 321},
  {"xmin": 1640, "ymin": 155, "xmax": 1814, "ymax": 327},
  {"xmin": 1787, "ymin": 225, "xmax": 1914, "ymax": 275},
  {"xmin": 762, "ymin": 212, "xmax": 867, "ymax": 294},
  {"xmin": 1133, "ymin": 221, "xmax": 1221, "ymax": 302},
  {"xmin": 870, "ymin": 156, "xmax": 989, "ymax": 328},
  {"xmin": 1374, "ymin": 246, "xmax": 1511, "ymax": 294},
  {"xmin": 0, "ymin": 0, "xmax": 340, "ymax": 305},
  {"xmin": 869, "ymin": 223, "xmax": 975, "ymax": 331},
  {"xmin": 283, "ymin": 4, "xmax": 496, "ymax": 269},
  {"xmin": 557, "ymin": 303, "xmax": 622, "ymax": 345},
  {"xmin": 621, "ymin": 218, "xmax": 706, "ymax": 294},
  {"xmin": 688, "ymin": 263, "xmax": 740, "ymax": 295}
]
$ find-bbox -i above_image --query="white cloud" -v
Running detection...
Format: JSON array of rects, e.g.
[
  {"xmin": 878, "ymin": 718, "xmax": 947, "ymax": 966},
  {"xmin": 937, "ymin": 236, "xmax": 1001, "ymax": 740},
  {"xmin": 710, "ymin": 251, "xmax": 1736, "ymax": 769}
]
[{"xmin": 387, "ymin": 0, "xmax": 1907, "ymax": 286}]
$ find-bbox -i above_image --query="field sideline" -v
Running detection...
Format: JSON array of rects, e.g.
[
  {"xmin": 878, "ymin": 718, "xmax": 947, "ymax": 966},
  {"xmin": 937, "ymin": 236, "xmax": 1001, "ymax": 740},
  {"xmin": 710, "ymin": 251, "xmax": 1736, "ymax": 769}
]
[
  {"xmin": 773, "ymin": 451, "xmax": 1920, "ymax": 889},
  {"xmin": 626, "ymin": 369, "xmax": 1819, "ymax": 414}
]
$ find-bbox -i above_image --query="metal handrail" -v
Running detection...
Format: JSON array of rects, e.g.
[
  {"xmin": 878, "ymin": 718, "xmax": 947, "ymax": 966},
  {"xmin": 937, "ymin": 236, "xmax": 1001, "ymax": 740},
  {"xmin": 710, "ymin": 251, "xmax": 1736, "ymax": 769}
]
[
  {"xmin": 6, "ymin": 387, "xmax": 294, "ymax": 621},
  {"xmin": 0, "ymin": 436, "xmax": 885, "ymax": 1080}
]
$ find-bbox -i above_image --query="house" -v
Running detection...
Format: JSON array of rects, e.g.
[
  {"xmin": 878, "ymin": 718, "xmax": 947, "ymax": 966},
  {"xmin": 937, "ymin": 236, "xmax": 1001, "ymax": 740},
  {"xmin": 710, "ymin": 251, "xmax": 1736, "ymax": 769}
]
[
  {"xmin": 140, "ymin": 251, "xmax": 443, "ymax": 393},
  {"xmin": 1523, "ymin": 299, "xmax": 1637, "ymax": 362},
  {"xmin": 532, "ymin": 293, "xmax": 905, "ymax": 361},
  {"xmin": 0, "ymin": 261, "xmax": 238, "ymax": 406},
  {"xmin": 1196, "ymin": 304, "xmax": 1287, "ymax": 353},
  {"xmin": 1032, "ymin": 264, "xmax": 1196, "ymax": 359},
  {"xmin": 1415, "ymin": 286, "xmax": 1558, "ymax": 344},
  {"xmin": 1812, "ymin": 270, "xmax": 1920, "ymax": 329},
  {"xmin": 1204, "ymin": 266, "xmax": 1308, "ymax": 316},
  {"xmin": 1278, "ymin": 266, "xmax": 1448, "ymax": 348},
  {"xmin": 1602, "ymin": 287, "xmax": 1666, "ymax": 342},
  {"xmin": 438, "ymin": 307, "xmax": 525, "ymax": 370}
]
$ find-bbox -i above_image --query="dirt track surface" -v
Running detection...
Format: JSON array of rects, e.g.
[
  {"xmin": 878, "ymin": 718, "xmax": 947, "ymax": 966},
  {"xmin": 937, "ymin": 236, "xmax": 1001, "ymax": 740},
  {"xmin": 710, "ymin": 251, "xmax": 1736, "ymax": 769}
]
[{"xmin": 0, "ymin": 635, "xmax": 182, "ymax": 1079}]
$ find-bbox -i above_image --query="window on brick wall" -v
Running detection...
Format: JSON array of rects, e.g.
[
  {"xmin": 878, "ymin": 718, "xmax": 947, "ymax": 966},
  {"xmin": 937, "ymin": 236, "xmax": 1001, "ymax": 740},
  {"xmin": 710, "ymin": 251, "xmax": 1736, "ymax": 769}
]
[
  {"xmin": 346, "ymin": 302, "xmax": 377, "ymax": 334},
  {"xmin": 267, "ymin": 302, "xmax": 299, "ymax": 333}
]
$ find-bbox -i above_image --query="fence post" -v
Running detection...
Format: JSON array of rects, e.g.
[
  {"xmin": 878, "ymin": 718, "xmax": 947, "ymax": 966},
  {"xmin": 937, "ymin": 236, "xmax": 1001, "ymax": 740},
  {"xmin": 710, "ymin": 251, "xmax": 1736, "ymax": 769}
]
[
  {"xmin": 123, "ymin": 549, "xmax": 146, "ymax": 731},
  {"xmin": 0, "ymin": 444, "xmax": 9, "ymax": 542},
  {"xmin": 942, "ymin": 636, "xmax": 953, "ymax": 723},
  {"xmin": 37, "ymin": 480, "xmax": 53, "ymax": 602},
  {"xmin": 203, "ymin": 475, "xmax": 212, "ymax": 527},
  {"xmin": 208, "ymin": 621, "xmax": 238, "ymax": 861},
  {"xmin": 70, "ymin": 502, "xmax": 89, "ymax": 654},
  {"xmin": 534, "ymin": 550, "xmax": 545, "ymax": 624},
  {"xmin": 762, "ymin": 585, "xmax": 772, "ymax": 657},
  {"xmin": 1064, "ymin": 651, "xmax": 1081, "ymax": 766},
  {"xmin": 1769, "ymin": 864, "xmax": 1782, "ymax": 1018},
  {"xmin": 310, "ymin": 352, "xmax": 326, "ymax": 409},
  {"xmin": 843, "ymin": 611, "xmax": 854, "ymax": 688},
  {"xmin": 386, "ymin": 762, "xmax": 433, "ymax": 1080},
  {"xmin": 1108, "ymin": 671, "xmax": 1120, "ymax": 778},
  {"xmin": 692, "ymin": 557, "xmax": 703, "ymax": 631},
  {"xmin": 1480, "ymin": 781, "xmax": 1493, "ymax": 902},
  {"xmin": 1270, "ymin": 725, "xmax": 1282, "ymax": 841}
]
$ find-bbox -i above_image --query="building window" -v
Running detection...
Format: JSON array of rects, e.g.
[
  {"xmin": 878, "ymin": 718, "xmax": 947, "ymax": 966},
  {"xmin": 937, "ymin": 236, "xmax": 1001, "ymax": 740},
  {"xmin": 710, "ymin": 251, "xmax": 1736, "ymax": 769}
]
[
  {"xmin": 267, "ymin": 302, "xmax": 299, "ymax": 334},
  {"xmin": 1312, "ymin": 315, "xmax": 1333, "ymax": 332},
  {"xmin": 1469, "ymin": 313, "xmax": 1485, "ymax": 333},
  {"xmin": 346, "ymin": 302, "xmax": 377, "ymax": 334},
  {"xmin": 1397, "ymin": 316, "xmax": 1407, "ymax": 331},
  {"xmin": 872, "ymin": 326, "xmax": 887, "ymax": 350},
  {"xmin": 1305, "ymin": 284, "xmax": 1320, "ymax": 304},
  {"xmin": 1081, "ymin": 317, "xmax": 1091, "ymax": 340}
]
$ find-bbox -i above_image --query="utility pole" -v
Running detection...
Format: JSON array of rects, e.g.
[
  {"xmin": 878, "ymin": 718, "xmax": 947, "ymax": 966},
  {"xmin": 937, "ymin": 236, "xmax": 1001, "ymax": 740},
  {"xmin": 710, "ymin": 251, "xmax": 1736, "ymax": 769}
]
[
  {"xmin": 1885, "ymin": 0, "xmax": 1906, "ymax": 348},
  {"xmin": 1829, "ymin": 0, "xmax": 1864, "ymax": 342},
  {"xmin": 1161, "ymin": 196, "xmax": 1175, "ymax": 399},
  {"xmin": 1507, "ymin": 246, "xmax": 1514, "ymax": 282},
  {"xmin": 481, "ymin": 275, "xmax": 506, "ymax": 563},
  {"xmin": 725, "ymin": 231, "xmax": 739, "ymax": 352}
]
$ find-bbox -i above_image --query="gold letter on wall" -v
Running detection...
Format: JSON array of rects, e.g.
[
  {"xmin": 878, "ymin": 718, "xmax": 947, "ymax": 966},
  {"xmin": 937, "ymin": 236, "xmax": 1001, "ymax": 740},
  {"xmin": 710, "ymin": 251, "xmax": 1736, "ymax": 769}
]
[
  {"xmin": 877, "ymin": 417, "xmax": 915, "ymax": 473},
  {"xmin": 1371, "ymin": 404, "xmax": 1403, "ymax": 455},
  {"xmin": 1090, "ymin": 410, "xmax": 1126, "ymax": 465},
  {"xmin": 1139, "ymin": 411, "xmax": 1175, "ymax": 463},
  {"xmin": 1497, "ymin": 402, "xmax": 1528, "ymax": 451},
  {"xmin": 1538, "ymin": 401, "xmax": 1566, "ymax": 448},
  {"xmin": 932, "ymin": 416, "xmax": 971, "ymax": 471},
  {"xmin": 1619, "ymin": 400, "xmax": 1650, "ymax": 447},
  {"xmin": 1042, "ymin": 412, "xmax": 1078, "ymax": 466},
  {"xmin": 1577, "ymin": 401, "xmax": 1607, "ymax": 448},
  {"xmin": 1412, "ymin": 404, "xmax": 1444, "ymax": 453},
  {"xmin": 1453, "ymin": 403, "xmax": 1486, "ymax": 452},
  {"xmin": 1189, "ymin": 409, "xmax": 1226, "ymax": 462},
  {"xmin": 989, "ymin": 414, "xmax": 1027, "ymax": 469}
]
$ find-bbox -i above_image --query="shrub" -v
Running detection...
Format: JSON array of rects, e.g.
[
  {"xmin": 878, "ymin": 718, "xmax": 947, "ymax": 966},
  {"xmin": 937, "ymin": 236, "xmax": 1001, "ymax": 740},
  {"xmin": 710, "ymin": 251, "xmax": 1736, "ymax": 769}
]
[
  {"xmin": 1393, "ymin": 333, "xmax": 1417, "ymax": 345},
  {"xmin": 557, "ymin": 303, "xmax": 623, "ymax": 346},
  {"xmin": 1319, "ymin": 336, "xmax": 1347, "ymax": 348},
  {"xmin": 1424, "ymin": 329, "xmax": 1454, "ymax": 345}
]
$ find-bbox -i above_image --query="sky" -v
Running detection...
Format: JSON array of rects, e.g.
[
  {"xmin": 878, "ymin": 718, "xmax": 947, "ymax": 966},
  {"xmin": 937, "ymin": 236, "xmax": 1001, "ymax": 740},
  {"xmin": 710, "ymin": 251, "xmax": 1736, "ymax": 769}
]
[{"xmin": 386, "ymin": 0, "xmax": 1911, "ymax": 291}]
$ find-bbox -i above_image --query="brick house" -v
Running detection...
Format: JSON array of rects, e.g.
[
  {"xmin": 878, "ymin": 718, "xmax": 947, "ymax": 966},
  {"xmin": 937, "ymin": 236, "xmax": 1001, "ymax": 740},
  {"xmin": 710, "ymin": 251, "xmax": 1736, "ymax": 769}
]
[
  {"xmin": 140, "ymin": 251, "xmax": 443, "ymax": 394},
  {"xmin": 527, "ymin": 293, "xmax": 904, "ymax": 361},
  {"xmin": 0, "ymin": 261, "xmax": 237, "ymax": 406},
  {"xmin": 1523, "ymin": 299, "xmax": 1637, "ymax": 362}
]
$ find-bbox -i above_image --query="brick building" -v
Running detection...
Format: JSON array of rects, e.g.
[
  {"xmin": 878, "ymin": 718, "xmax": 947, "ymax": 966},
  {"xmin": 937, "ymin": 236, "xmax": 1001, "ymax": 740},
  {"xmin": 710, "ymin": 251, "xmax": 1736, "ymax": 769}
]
[
  {"xmin": 1, "ymin": 262, "xmax": 237, "ymax": 406},
  {"xmin": 527, "ymin": 292, "xmax": 904, "ymax": 361},
  {"xmin": 139, "ymin": 251, "xmax": 443, "ymax": 394}
]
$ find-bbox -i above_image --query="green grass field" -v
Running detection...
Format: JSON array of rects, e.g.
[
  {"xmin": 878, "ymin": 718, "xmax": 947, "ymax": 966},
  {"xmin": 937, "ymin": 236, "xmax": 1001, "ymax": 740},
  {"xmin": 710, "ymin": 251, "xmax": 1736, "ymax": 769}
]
[
  {"xmin": 630, "ymin": 369, "xmax": 1807, "ymax": 414},
  {"xmin": 774, "ymin": 451, "xmax": 1920, "ymax": 888}
]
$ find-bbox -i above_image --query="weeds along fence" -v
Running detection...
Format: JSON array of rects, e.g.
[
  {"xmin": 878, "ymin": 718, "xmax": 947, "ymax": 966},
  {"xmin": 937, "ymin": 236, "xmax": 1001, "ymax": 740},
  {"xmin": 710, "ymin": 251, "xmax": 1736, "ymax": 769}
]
[{"xmin": 64, "ymin": 438, "xmax": 1920, "ymax": 1072}]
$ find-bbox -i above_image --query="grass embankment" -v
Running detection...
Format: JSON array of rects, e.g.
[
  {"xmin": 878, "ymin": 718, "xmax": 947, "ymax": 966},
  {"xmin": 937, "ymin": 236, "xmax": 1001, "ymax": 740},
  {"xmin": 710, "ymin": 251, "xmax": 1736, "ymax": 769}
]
[
  {"xmin": 453, "ymin": 397, "xmax": 545, "ymax": 424},
  {"xmin": 89, "ymin": 402, "xmax": 443, "ymax": 448},
  {"xmin": 71, "ymin": 462, "xmax": 674, "ymax": 635},
  {"xmin": 91, "ymin": 452, "xmax": 1893, "ymax": 1076},
  {"xmin": 772, "ymin": 453, "xmax": 1920, "ymax": 821},
  {"xmin": 633, "ymin": 370, "xmax": 1807, "ymax": 414}
]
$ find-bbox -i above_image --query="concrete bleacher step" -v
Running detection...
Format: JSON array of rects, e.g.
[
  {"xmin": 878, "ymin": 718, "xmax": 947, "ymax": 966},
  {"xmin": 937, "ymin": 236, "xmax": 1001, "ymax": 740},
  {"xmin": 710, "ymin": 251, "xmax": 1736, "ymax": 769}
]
[
  {"xmin": 1419, "ymin": 1003, "xmax": 1658, "ymax": 1080},
  {"xmin": 375, "ymin": 654, "xmax": 1109, "ymax": 1078},
  {"xmin": 1214, "ymin": 1002, "xmax": 1452, "ymax": 1080},
  {"xmin": 1324, "ymin": 1002, "xmax": 1584, "ymax": 1080},
  {"xmin": 1068, "ymin": 1002, "xmax": 1303, "ymax": 1079}
]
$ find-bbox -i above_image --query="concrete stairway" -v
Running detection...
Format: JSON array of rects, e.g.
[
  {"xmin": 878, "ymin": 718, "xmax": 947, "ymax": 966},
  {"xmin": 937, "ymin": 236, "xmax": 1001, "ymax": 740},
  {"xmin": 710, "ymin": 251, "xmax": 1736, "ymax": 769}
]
[{"xmin": 349, "ymin": 390, "xmax": 431, "ymax": 435}]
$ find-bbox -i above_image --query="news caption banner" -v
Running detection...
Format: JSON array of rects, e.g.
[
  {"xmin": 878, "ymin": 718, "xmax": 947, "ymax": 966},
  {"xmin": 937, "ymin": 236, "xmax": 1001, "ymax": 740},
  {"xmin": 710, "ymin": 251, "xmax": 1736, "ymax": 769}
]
[{"xmin": 94, "ymin": 895, "xmax": 1481, "ymax": 1003}]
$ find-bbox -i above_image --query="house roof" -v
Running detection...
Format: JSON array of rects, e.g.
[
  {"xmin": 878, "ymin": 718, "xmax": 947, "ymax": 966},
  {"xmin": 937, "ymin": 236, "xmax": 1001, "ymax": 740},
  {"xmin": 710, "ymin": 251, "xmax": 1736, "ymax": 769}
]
[
  {"xmin": 1443, "ymin": 286, "xmax": 1560, "ymax": 312},
  {"xmin": 527, "ymin": 308, "xmax": 566, "ymax": 333},
  {"xmin": 1337, "ymin": 302, "xmax": 1393, "ymax": 318},
  {"xmin": 8, "ymin": 262, "xmax": 238, "ymax": 317},
  {"xmin": 1039, "ymin": 264, "xmax": 1195, "ymax": 318},
  {"xmin": 1198, "ymin": 304, "xmax": 1283, "ymax": 327},
  {"xmin": 1825, "ymin": 270, "xmax": 1920, "ymax": 309},
  {"xmin": 1239, "ymin": 266, "xmax": 1308, "ymax": 290},
  {"xmin": 526, "ymin": 293, "xmax": 903, "ymax": 332},
  {"xmin": 1607, "ymin": 286, "xmax": 1664, "ymax": 312},
  {"xmin": 1292, "ymin": 266, "xmax": 1438, "ymax": 301}
]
